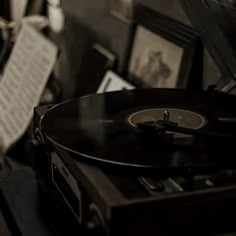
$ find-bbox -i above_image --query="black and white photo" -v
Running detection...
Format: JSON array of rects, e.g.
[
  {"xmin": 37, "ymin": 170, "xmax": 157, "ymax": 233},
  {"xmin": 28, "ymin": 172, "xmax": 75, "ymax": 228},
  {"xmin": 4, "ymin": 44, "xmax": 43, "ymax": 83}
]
[
  {"xmin": 129, "ymin": 25, "xmax": 183, "ymax": 88},
  {"xmin": 125, "ymin": 4, "xmax": 202, "ymax": 89}
]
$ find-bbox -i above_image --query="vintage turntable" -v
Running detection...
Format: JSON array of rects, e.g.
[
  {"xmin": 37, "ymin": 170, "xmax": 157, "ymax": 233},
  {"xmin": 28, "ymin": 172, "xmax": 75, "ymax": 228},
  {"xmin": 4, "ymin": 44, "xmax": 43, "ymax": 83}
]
[{"xmin": 32, "ymin": 88, "xmax": 236, "ymax": 236}]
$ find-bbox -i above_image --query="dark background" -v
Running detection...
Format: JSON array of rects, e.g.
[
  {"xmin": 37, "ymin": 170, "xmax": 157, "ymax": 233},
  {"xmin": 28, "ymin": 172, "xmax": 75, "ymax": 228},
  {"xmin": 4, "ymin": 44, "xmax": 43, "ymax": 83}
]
[
  {"xmin": 0, "ymin": 1, "xmax": 10, "ymax": 20},
  {"xmin": 0, "ymin": 0, "xmax": 221, "ymax": 100},
  {"xmin": 54, "ymin": 0, "xmax": 220, "ymax": 100}
]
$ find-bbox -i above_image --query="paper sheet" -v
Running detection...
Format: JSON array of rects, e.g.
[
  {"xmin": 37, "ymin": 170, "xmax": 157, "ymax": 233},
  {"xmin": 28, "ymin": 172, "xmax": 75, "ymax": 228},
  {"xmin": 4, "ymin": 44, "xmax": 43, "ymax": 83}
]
[
  {"xmin": 97, "ymin": 70, "xmax": 135, "ymax": 93},
  {"xmin": 0, "ymin": 23, "xmax": 57, "ymax": 153}
]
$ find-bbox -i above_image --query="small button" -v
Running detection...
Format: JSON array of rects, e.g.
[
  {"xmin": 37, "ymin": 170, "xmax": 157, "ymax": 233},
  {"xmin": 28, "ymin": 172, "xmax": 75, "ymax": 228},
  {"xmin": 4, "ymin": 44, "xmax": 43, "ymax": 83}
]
[{"xmin": 138, "ymin": 176, "xmax": 165, "ymax": 192}]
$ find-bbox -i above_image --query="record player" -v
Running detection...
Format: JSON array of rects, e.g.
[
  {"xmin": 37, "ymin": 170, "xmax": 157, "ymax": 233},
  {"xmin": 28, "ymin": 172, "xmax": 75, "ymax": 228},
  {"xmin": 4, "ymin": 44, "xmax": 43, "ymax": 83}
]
[{"xmin": 32, "ymin": 88, "xmax": 236, "ymax": 236}]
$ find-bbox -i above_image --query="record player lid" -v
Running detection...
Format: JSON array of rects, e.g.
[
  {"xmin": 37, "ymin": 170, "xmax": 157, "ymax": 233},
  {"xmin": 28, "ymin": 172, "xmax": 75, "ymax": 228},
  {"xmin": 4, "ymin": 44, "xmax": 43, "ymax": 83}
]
[
  {"xmin": 182, "ymin": 0, "xmax": 236, "ymax": 91},
  {"xmin": 40, "ymin": 89, "xmax": 236, "ymax": 174}
]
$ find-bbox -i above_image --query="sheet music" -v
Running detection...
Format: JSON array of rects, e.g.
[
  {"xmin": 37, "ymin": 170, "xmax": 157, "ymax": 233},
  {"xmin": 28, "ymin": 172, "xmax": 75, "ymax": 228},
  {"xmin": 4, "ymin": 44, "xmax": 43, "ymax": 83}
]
[{"xmin": 0, "ymin": 23, "xmax": 57, "ymax": 153}]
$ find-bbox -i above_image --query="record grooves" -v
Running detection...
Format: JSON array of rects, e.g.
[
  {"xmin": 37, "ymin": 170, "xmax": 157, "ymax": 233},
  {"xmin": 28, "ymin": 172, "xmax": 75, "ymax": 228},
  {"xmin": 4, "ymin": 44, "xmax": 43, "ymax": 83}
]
[{"xmin": 40, "ymin": 89, "xmax": 236, "ymax": 174}]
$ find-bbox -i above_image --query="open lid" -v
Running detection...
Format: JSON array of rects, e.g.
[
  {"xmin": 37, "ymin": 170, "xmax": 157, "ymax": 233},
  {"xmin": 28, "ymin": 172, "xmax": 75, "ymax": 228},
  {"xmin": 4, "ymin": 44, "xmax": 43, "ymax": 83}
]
[{"xmin": 181, "ymin": 0, "xmax": 236, "ymax": 93}]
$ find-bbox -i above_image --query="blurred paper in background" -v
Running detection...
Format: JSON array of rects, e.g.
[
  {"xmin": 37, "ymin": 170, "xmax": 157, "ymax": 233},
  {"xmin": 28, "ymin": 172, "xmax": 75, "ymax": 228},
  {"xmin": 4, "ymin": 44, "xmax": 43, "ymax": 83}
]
[{"xmin": 0, "ymin": 23, "xmax": 57, "ymax": 153}]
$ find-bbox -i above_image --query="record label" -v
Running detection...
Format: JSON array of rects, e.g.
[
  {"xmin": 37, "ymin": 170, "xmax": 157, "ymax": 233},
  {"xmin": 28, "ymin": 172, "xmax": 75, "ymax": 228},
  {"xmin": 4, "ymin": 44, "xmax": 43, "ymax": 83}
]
[{"xmin": 127, "ymin": 108, "xmax": 207, "ymax": 129}]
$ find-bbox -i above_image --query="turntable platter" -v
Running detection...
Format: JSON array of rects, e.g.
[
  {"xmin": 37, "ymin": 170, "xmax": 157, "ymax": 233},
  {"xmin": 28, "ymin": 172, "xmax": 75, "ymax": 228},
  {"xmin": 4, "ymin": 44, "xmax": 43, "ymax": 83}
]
[{"xmin": 40, "ymin": 89, "xmax": 236, "ymax": 173}]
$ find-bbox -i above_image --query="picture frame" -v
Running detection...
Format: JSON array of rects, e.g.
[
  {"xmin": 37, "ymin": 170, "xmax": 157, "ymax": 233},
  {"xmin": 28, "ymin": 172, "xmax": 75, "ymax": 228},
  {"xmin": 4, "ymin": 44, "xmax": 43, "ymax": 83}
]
[
  {"xmin": 97, "ymin": 70, "xmax": 135, "ymax": 93},
  {"xmin": 125, "ymin": 4, "xmax": 202, "ymax": 89},
  {"xmin": 109, "ymin": 0, "xmax": 134, "ymax": 23}
]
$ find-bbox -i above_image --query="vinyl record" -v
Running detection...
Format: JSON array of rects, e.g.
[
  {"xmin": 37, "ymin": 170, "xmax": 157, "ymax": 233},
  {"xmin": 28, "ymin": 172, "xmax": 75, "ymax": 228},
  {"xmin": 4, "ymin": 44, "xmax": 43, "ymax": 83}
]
[{"xmin": 40, "ymin": 88, "xmax": 236, "ymax": 174}]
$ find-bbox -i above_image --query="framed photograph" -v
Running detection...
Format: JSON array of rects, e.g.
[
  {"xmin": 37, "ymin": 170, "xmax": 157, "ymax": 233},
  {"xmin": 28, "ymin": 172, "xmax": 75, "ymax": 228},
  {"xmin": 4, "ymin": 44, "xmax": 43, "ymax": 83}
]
[
  {"xmin": 109, "ymin": 0, "xmax": 134, "ymax": 22},
  {"xmin": 126, "ymin": 4, "xmax": 202, "ymax": 89},
  {"xmin": 97, "ymin": 70, "xmax": 135, "ymax": 93}
]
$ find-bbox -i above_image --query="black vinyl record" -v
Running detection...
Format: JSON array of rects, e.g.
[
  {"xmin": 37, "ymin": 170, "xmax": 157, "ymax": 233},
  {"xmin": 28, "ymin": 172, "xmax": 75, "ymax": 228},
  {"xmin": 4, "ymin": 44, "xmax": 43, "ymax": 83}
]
[{"xmin": 40, "ymin": 88, "xmax": 236, "ymax": 174}]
